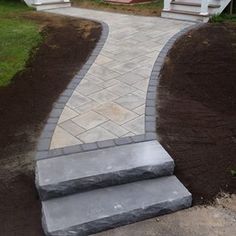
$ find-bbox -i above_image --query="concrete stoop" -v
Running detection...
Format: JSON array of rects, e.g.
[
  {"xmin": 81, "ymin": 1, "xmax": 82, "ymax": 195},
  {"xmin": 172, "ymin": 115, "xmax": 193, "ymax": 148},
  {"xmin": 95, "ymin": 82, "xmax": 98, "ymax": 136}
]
[
  {"xmin": 32, "ymin": 1, "xmax": 71, "ymax": 11},
  {"xmin": 36, "ymin": 141, "xmax": 192, "ymax": 235}
]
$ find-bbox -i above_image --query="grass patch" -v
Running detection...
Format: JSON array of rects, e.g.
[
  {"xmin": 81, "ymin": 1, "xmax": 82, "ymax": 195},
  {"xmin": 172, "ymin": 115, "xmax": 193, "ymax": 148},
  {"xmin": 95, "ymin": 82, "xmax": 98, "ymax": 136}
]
[
  {"xmin": 0, "ymin": 0, "xmax": 42, "ymax": 86},
  {"xmin": 210, "ymin": 13, "xmax": 236, "ymax": 23},
  {"xmin": 231, "ymin": 169, "xmax": 236, "ymax": 177},
  {"xmin": 72, "ymin": 0, "xmax": 163, "ymax": 16}
]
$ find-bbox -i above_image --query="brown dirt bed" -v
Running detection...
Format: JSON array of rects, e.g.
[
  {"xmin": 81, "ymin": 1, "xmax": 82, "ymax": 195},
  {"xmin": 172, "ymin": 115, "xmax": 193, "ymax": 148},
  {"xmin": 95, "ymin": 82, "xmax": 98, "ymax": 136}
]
[
  {"xmin": 0, "ymin": 12, "xmax": 101, "ymax": 235},
  {"xmin": 157, "ymin": 23, "xmax": 236, "ymax": 205},
  {"xmin": 72, "ymin": 0, "xmax": 163, "ymax": 16}
]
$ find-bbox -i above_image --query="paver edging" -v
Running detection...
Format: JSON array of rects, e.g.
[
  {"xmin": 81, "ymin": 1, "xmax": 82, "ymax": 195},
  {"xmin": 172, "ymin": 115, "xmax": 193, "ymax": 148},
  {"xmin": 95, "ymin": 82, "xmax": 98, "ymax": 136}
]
[
  {"xmin": 145, "ymin": 22, "xmax": 204, "ymax": 136},
  {"xmin": 35, "ymin": 19, "xmax": 203, "ymax": 161},
  {"xmin": 35, "ymin": 21, "xmax": 109, "ymax": 159}
]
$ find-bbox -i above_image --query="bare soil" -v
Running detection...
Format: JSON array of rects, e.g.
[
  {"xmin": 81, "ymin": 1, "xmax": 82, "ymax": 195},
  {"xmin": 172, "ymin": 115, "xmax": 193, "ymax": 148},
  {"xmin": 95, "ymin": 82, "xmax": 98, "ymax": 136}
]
[
  {"xmin": 157, "ymin": 23, "xmax": 236, "ymax": 205},
  {"xmin": 95, "ymin": 194, "xmax": 236, "ymax": 236},
  {"xmin": 73, "ymin": 0, "xmax": 162, "ymax": 16},
  {"xmin": 0, "ymin": 12, "xmax": 101, "ymax": 236}
]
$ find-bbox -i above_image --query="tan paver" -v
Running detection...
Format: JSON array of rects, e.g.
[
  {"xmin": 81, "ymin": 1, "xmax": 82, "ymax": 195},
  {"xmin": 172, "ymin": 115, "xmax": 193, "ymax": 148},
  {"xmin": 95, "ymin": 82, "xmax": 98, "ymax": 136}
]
[
  {"xmin": 95, "ymin": 102, "xmax": 138, "ymax": 125},
  {"xmin": 78, "ymin": 126, "xmax": 117, "ymax": 143},
  {"xmin": 47, "ymin": 8, "xmax": 192, "ymax": 149},
  {"xmin": 122, "ymin": 115, "xmax": 145, "ymax": 135},
  {"xmin": 58, "ymin": 106, "xmax": 79, "ymax": 124},
  {"xmin": 114, "ymin": 94, "xmax": 144, "ymax": 110},
  {"xmin": 50, "ymin": 126, "xmax": 82, "ymax": 149},
  {"xmin": 59, "ymin": 120, "xmax": 85, "ymax": 136},
  {"xmin": 72, "ymin": 111, "xmax": 108, "ymax": 130}
]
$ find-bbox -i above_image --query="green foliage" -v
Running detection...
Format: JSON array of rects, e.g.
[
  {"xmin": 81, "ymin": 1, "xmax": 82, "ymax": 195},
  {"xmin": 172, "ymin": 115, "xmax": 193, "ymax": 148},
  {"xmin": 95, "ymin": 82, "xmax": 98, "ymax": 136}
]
[
  {"xmin": 231, "ymin": 169, "xmax": 236, "ymax": 177},
  {"xmin": 210, "ymin": 13, "xmax": 236, "ymax": 23},
  {"xmin": 0, "ymin": 0, "xmax": 41, "ymax": 86}
]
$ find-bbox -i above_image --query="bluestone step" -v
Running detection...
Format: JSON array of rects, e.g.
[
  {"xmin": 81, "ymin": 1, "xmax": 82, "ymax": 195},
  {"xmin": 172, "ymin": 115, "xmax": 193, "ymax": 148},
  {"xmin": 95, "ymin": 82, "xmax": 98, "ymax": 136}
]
[
  {"xmin": 42, "ymin": 176, "xmax": 192, "ymax": 236},
  {"xmin": 36, "ymin": 141, "xmax": 174, "ymax": 200}
]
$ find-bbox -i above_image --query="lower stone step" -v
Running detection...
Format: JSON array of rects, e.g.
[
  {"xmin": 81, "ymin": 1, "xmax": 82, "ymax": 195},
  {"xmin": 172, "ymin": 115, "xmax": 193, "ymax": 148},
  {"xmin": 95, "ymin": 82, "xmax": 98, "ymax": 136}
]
[
  {"xmin": 42, "ymin": 176, "xmax": 192, "ymax": 236},
  {"xmin": 36, "ymin": 141, "xmax": 174, "ymax": 200}
]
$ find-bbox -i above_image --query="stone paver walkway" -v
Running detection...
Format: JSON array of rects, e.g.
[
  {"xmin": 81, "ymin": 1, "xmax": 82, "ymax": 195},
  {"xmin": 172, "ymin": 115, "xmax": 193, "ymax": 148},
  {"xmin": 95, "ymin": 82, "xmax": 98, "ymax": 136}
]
[{"xmin": 47, "ymin": 8, "xmax": 192, "ymax": 149}]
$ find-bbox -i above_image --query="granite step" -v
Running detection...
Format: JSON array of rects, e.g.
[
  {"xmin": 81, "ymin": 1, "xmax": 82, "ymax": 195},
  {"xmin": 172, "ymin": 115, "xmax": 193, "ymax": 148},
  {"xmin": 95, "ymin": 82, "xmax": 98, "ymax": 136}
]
[
  {"xmin": 42, "ymin": 176, "xmax": 192, "ymax": 236},
  {"xmin": 36, "ymin": 141, "xmax": 174, "ymax": 200}
]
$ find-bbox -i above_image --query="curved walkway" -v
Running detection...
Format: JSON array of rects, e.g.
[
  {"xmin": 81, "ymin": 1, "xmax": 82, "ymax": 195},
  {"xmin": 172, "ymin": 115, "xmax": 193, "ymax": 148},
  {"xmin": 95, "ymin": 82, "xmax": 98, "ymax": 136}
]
[{"xmin": 46, "ymin": 8, "xmax": 192, "ymax": 149}]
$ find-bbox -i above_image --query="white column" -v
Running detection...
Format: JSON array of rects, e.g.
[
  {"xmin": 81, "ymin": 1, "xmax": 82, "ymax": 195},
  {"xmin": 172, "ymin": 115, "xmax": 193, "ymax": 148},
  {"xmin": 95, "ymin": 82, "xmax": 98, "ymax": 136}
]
[
  {"xmin": 200, "ymin": 0, "xmax": 209, "ymax": 15},
  {"xmin": 163, "ymin": 0, "xmax": 172, "ymax": 11}
]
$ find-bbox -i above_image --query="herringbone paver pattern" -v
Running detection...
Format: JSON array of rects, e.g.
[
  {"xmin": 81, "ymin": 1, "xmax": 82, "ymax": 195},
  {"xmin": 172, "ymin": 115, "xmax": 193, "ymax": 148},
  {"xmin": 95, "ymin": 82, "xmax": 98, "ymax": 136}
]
[{"xmin": 48, "ymin": 8, "xmax": 191, "ymax": 149}]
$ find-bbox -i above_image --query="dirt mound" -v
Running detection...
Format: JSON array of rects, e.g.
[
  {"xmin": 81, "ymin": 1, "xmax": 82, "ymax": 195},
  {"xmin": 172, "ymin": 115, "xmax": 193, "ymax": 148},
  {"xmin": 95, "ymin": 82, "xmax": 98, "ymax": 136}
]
[
  {"xmin": 157, "ymin": 23, "xmax": 236, "ymax": 205},
  {"xmin": 0, "ymin": 13, "xmax": 101, "ymax": 236}
]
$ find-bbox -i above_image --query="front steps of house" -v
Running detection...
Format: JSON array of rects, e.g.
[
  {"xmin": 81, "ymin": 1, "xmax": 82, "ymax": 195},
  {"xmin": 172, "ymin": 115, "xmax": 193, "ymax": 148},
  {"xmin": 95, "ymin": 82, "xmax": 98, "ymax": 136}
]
[
  {"xmin": 24, "ymin": 0, "xmax": 71, "ymax": 11},
  {"xmin": 36, "ymin": 141, "xmax": 175, "ymax": 200},
  {"xmin": 161, "ymin": 0, "xmax": 232, "ymax": 22},
  {"xmin": 24, "ymin": 0, "xmax": 231, "ymax": 21},
  {"xmin": 36, "ymin": 141, "xmax": 192, "ymax": 235}
]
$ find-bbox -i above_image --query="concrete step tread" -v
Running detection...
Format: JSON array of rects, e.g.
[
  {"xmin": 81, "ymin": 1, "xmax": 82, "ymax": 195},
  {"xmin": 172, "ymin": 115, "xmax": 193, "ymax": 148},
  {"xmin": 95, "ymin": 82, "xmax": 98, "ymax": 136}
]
[
  {"xmin": 171, "ymin": 1, "xmax": 220, "ymax": 8},
  {"xmin": 36, "ymin": 141, "xmax": 174, "ymax": 200},
  {"xmin": 162, "ymin": 9, "xmax": 209, "ymax": 16},
  {"xmin": 42, "ymin": 176, "xmax": 192, "ymax": 235},
  {"xmin": 33, "ymin": 1, "xmax": 71, "ymax": 11},
  {"xmin": 32, "ymin": 1, "xmax": 70, "ymax": 6}
]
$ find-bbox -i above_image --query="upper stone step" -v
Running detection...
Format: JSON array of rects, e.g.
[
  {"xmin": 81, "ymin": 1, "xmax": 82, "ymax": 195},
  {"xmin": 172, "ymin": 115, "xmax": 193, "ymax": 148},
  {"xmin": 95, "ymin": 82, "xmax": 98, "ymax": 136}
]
[
  {"xmin": 36, "ymin": 141, "xmax": 174, "ymax": 200},
  {"xmin": 42, "ymin": 176, "xmax": 192, "ymax": 236}
]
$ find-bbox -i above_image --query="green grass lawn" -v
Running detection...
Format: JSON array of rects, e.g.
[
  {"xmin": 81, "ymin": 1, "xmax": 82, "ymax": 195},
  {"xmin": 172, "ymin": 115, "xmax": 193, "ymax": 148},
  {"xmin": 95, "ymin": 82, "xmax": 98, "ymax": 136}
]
[
  {"xmin": 210, "ymin": 13, "xmax": 236, "ymax": 23},
  {"xmin": 0, "ymin": 0, "xmax": 42, "ymax": 86},
  {"xmin": 72, "ymin": 0, "xmax": 163, "ymax": 16}
]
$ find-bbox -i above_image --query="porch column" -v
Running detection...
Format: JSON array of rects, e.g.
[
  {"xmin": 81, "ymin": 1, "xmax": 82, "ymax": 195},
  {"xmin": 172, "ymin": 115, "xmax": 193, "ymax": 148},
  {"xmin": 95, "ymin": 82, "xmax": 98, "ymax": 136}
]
[
  {"xmin": 200, "ymin": 0, "xmax": 209, "ymax": 15},
  {"xmin": 163, "ymin": 0, "xmax": 171, "ymax": 11}
]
